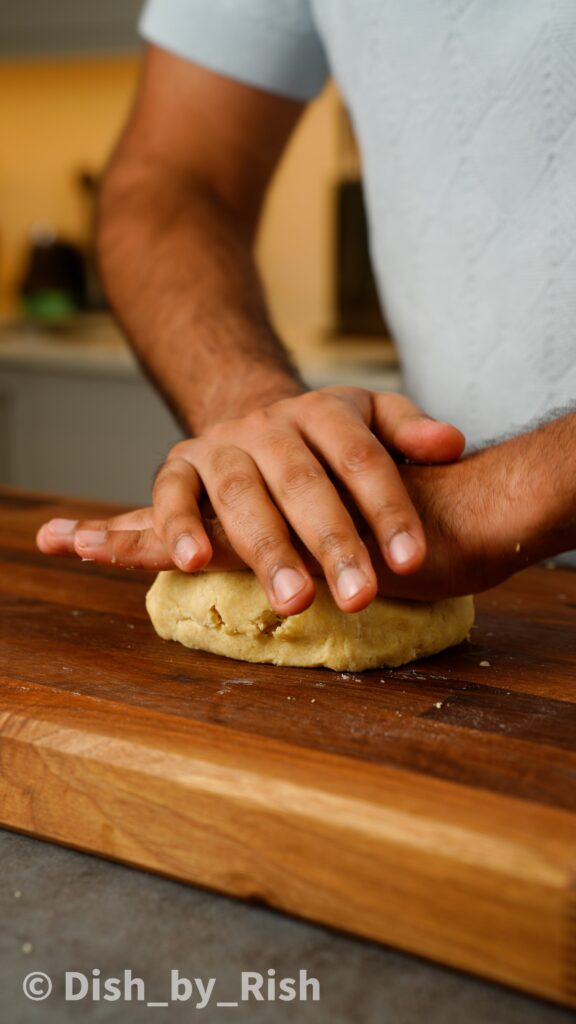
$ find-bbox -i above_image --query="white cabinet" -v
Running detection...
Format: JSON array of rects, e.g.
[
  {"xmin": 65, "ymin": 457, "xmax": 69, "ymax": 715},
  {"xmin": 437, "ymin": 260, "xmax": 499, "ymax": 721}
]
[{"xmin": 0, "ymin": 351, "xmax": 181, "ymax": 505}]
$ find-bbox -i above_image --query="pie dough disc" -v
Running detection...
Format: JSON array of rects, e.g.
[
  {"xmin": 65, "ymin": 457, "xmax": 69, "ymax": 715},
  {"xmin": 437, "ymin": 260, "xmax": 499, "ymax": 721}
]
[{"xmin": 146, "ymin": 570, "xmax": 474, "ymax": 672}]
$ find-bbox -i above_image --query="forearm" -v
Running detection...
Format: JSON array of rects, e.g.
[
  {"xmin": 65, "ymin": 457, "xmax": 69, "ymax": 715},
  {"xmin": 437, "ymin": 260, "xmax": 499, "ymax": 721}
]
[
  {"xmin": 433, "ymin": 411, "xmax": 576, "ymax": 576},
  {"xmin": 97, "ymin": 159, "xmax": 305, "ymax": 434},
  {"xmin": 498, "ymin": 410, "xmax": 576, "ymax": 563},
  {"xmin": 354, "ymin": 411, "xmax": 576, "ymax": 601}
]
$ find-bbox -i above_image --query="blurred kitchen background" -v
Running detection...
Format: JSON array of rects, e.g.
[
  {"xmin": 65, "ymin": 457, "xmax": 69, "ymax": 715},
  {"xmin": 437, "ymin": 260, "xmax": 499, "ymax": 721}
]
[{"xmin": 0, "ymin": 0, "xmax": 399, "ymax": 504}]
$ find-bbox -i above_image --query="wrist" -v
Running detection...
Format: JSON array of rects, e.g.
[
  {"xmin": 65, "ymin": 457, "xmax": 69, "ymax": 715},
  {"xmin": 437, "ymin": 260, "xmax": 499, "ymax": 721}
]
[{"xmin": 186, "ymin": 370, "xmax": 306, "ymax": 434}]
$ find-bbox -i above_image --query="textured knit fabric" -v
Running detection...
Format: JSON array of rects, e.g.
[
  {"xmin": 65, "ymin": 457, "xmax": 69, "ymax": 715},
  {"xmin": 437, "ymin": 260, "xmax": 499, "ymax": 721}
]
[{"xmin": 140, "ymin": 0, "xmax": 576, "ymax": 450}]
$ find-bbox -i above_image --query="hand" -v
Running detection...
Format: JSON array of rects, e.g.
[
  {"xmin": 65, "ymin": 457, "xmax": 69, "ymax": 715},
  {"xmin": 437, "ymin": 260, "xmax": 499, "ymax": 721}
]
[
  {"xmin": 365, "ymin": 447, "xmax": 527, "ymax": 600},
  {"xmin": 37, "ymin": 387, "xmax": 465, "ymax": 613}
]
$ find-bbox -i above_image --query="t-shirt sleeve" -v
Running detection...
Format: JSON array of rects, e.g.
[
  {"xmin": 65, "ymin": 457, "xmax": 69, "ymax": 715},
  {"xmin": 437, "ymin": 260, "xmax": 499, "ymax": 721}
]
[{"xmin": 139, "ymin": 0, "xmax": 330, "ymax": 101}]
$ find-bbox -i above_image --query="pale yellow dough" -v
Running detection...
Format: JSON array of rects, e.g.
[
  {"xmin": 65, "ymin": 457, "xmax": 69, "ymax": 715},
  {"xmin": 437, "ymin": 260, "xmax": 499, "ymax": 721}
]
[{"xmin": 146, "ymin": 570, "xmax": 474, "ymax": 672}]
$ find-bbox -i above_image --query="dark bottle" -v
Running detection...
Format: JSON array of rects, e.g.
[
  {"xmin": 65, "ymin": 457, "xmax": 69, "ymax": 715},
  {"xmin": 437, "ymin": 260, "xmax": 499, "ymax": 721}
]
[{"xmin": 20, "ymin": 225, "xmax": 87, "ymax": 324}]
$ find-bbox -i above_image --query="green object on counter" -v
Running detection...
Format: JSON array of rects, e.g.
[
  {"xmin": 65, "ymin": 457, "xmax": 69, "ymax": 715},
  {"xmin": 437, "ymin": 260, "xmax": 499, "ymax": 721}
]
[{"xmin": 22, "ymin": 289, "xmax": 78, "ymax": 323}]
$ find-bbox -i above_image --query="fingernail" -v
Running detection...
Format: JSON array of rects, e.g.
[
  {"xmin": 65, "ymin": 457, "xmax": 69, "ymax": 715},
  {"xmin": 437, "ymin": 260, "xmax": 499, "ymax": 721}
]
[
  {"xmin": 175, "ymin": 534, "xmax": 200, "ymax": 568},
  {"xmin": 47, "ymin": 518, "xmax": 77, "ymax": 536},
  {"xmin": 389, "ymin": 531, "xmax": 419, "ymax": 566},
  {"xmin": 272, "ymin": 567, "xmax": 307, "ymax": 604},
  {"xmin": 75, "ymin": 529, "xmax": 107, "ymax": 548},
  {"xmin": 337, "ymin": 566, "xmax": 369, "ymax": 601}
]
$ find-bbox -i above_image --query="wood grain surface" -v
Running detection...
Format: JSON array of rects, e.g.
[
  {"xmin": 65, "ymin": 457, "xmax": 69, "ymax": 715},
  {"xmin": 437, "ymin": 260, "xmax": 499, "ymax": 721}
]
[{"xmin": 0, "ymin": 488, "xmax": 575, "ymax": 1007}]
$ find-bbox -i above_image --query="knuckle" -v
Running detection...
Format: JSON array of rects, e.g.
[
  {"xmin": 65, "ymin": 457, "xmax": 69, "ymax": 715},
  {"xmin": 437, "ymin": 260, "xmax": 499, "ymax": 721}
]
[
  {"xmin": 206, "ymin": 444, "xmax": 234, "ymax": 474},
  {"xmin": 340, "ymin": 440, "xmax": 377, "ymax": 474},
  {"xmin": 110, "ymin": 533, "xmax": 141, "ymax": 559},
  {"xmin": 301, "ymin": 389, "xmax": 324, "ymax": 408},
  {"xmin": 279, "ymin": 460, "xmax": 323, "ymax": 497},
  {"xmin": 157, "ymin": 511, "xmax": 190, "ymax": 540},
  {"xmin": 167, "ymin": 440, "xmax": 189, "ymax": 460},
  {"xmin": 304, "ymin": 389, "xmax": 337, "ymax": 412},
  {"xmin": 154, "ymin": 462, "xmax": 180, "ymax": 485},
  {"xmin": 299, "ymin": 388, "xmax": 365, "ymax": 430},
  {"xmin": 320, "ymin": 385, "xmax": 361, "ymax": 408},
  {"xmin": 292, "ymin": 390, "xmax": 332, "ymax": 420},
  {"xmin": 152, "ymin": 463, "xmax": 182, "ymax": 498},
  {"xmin": 206, "ymin": 421, "xmax": 233, "ymax": 445},
  {"xmin": 166, "ymin": 439, "xmax": 200, "ymax": 465},
  {"xmin": 152, "ymin": 461, "xmax": 169, "ymax": 489},
  {"xmin": 242, "ymin": 408, "xmax": 272, "ymax": 434},
  {"xmin": 261, "ymin": 430, "xmax": 297, "ymax": 459},
  {"xmin": 372, "ymin": 497, "xmax": 414, "ymax": 531},
  {"xmin": 316, "ymin": 526, "xmax": 351, "ymax": 558},
  {"xmin": 133, "ymin": 531, "xmax": 151, "ymax": 555},
  {"xmin": 215, "ymin": 471, "xmax": 256, "ymax": 508},
  {"xmin": 319, "ymin": 385, "xmax": 350, "ymax": 401},
  {"xmin": 249, "ymin": 531, "xmax": 286, "ymax": 565}
]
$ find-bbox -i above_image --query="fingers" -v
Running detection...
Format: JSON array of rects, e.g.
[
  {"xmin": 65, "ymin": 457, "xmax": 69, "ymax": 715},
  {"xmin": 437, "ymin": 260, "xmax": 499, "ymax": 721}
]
[
  {"xmin": 36, "ymin": 389, "xmax": 466, "ymax": 619},
  {"xmin": 36, "ymin": 508, "xmax": 249, "ymax": 572},
  {"xmin": 75, "ymin": 527, "xmax": 175, "ymax": 570},
  {"xmin": 239, "ymin": 426, "xmax": 378, "ymax": 611},
  {"xmin": 38, "ymin": 459, "xmax": 214, "ymax": 574},
  {"xmin": 190, "ymin": 443, "xmax": 317, "ymax": 615},
  {"xmin": 372, "ymin": 392, "xmax": 466, "ymax": 463},
  {"xmin": 37, "ymin": 509, "xmax": 152, "ymax": 558},
  {"xmin": 152, "ymin": 456, "xmax": 213, "ymax": 571},
  {"xmin": 36, "ymin": 517, "xmax": 80, "ymax": 557},
  {"xmin": 292, "ymin": 400, "xmax": 424, "ymax": 575},
  {"xmin": 36, "ymin": 510, "xmax": 173, "ymax": 570},
  {"xmin": 299, "ymin": 416, "xmax": 426, "ymax": 575}
]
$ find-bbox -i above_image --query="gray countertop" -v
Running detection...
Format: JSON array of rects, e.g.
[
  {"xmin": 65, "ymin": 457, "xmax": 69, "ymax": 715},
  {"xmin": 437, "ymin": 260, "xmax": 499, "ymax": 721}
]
[{"xmin": 1, "ymin": 829, "xmax": 572, "ymax": 1024}]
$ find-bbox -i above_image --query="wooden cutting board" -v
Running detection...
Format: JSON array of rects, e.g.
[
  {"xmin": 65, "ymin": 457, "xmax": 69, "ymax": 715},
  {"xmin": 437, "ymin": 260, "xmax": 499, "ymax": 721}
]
[{"xmin": 0, "ymin": 488, "xmax": 575, "ymax": 1007}]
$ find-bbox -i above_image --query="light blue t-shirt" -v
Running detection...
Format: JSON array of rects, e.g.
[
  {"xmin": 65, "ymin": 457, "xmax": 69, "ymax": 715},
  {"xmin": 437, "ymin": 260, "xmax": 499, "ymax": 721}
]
[{"xmin": 140, "ymin": 0, "xmax": 576, "ymax": 450}]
